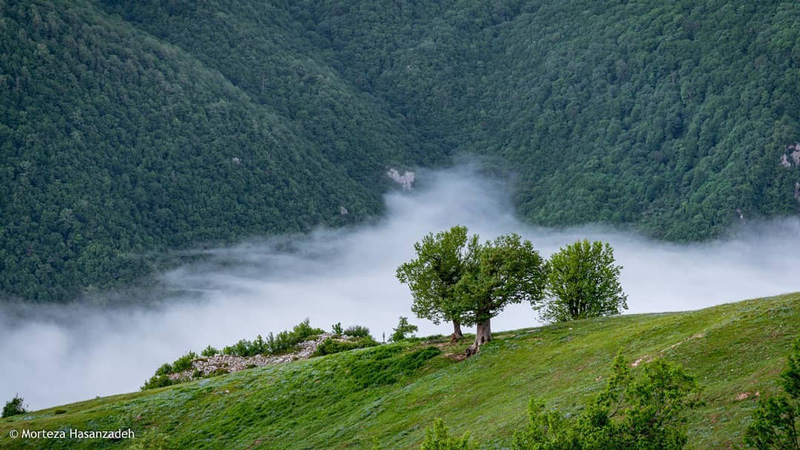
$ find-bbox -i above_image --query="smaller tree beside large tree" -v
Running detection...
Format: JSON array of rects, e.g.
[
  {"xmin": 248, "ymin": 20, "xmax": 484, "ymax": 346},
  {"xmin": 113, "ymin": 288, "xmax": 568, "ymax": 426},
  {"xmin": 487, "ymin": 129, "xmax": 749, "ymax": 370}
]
[
  {"xmin": 538, "ymin": 239, "xmax": 628, "ymax": 323},
  {"xmin": 396, "ymin": 225, "xmax": 476, "ymax": 340}
]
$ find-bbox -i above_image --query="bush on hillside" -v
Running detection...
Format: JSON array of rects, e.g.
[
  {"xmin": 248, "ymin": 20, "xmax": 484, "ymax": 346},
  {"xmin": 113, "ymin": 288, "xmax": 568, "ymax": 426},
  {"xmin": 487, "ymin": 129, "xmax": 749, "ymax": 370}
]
[
  {"xmin": 390, "ymin": 316, "xmax": 419, "ymax": 342},
  {"xmin": 222, "ymin": 318, "xmax": 324, "ymax": 357},
  {"xmin": 343, "ymin": 325, "xmax": 372, "ymax": 338},
  {"xmin": 513, "ymin": 355, "xmax": 702, "ymax": 449},
  {"xmin": 2, "ymin": 395, "xmax": 27, "ymax": 418},
  {"xmin": 313, "ymin": 336, "xmax": 379, "ymax": 356},
  {"xmin": 420, "ymin": 419, "xmax": 474, "ymax": 450},
  {"xmin": 745, "ymin": 337, "xmax": 800, "ymax": 449},
  {"xmin": 201, "ymin": 345, "xmax": 219, "ymax": 357}
]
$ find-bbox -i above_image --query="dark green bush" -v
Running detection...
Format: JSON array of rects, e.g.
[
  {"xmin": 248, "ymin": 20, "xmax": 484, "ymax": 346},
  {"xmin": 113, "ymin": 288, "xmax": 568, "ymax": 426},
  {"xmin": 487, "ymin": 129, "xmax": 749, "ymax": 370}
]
[
  {"xmin": 141, "ymin": 374, "xmax": 176, "ymax": 391},
  {"xmin": 390, "ymin": 316, "xmax": 419, "ymax": 342},
  {"xmin": 201, "ymin": 345, "xmax": 219, "ymax": 357},
  {"xmin": 420, "ymin": 419, "xmax": 474, "ymax": 450},
  {"xmin": 154, "ymin": 363, "xmax": 173, "ymax": 377},
  {"xmin": 142, "ymin": 352, "xmax": 197, "ymax": 390},
  {"xmin": 172, "ymin": 352, "xmax": 198, "ymax": 373},
  {"xmin": 2, "ymin": 395, "xmax": 27, "ymax": 418},
  {"xmin": 513, "ymin": 355, "xmax": 702, "ymax": 449},
  {"xmin": 313, "ymin": 336, "xmax": 379, "ymax": 356},
  {"xmin": 344, "ymin": 325, "xmax": 372, "ymax": 338}
]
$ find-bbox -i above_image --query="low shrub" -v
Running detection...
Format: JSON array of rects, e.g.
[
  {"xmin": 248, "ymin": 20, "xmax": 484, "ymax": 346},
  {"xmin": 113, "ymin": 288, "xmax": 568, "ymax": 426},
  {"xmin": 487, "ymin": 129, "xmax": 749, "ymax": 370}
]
[
  {"xmin": 171, "ymin": 352, "xmax": 198, "ymax": 373},
  {"xmin": 223, "ymin": 319, "xmax": 324, "ymax": 356},
  {"xmin": 141, "ymin": 374, "xmax": 176, "ymax": 391},
  {"xmin": 141, "ymin": 352, "xmax": 197, "ymax": 390},
  {"xmin": 421, "ymin": 419, "xmax": 474, "ymax": 450},
  {"xmin": 344, "ymin": 325, "xmax": 372, "ymax": 338},
  {"xmin": 2, "ymin": 395, "xmax": 27, "ymax": 418},
  {"xmin": 201, "ymin": 345, "xmax": 219, "ymax": 357},
  {"xmin": 313, "ymin": 336, "xmax": 379, "ymax": 356},
  {"xmin": 390, "ymin": 316, "xmax": 418, "ymax": 342}
]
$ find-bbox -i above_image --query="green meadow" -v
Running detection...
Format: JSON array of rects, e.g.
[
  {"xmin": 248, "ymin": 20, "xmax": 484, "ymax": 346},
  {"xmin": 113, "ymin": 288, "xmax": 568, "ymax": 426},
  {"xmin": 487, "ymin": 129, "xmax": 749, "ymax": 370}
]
[{"xmin": 2, "ymin": 293, "xmax": 798, "ymax": 449}]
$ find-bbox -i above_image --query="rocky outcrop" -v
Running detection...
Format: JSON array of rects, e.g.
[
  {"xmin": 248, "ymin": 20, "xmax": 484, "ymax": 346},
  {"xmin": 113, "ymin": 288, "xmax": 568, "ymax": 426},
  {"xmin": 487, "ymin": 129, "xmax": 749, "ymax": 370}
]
[
  {"xmin": 387, "ymin": 168, "xmax": 415, "ymax": 190},
  {"xmin": 781, "ymin": 144, "xmax": 800, "ymax": 168},
  {"xmin": 168, "ymin": 333, "xmax": 335, "ymax": 381}
]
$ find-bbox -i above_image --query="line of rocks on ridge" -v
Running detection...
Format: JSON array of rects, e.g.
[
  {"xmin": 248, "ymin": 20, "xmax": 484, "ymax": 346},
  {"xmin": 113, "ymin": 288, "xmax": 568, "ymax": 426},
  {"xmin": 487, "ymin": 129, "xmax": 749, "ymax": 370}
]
[{"xmin": 168, "ymin": 333, "xmax": 346, "ymax": 382}]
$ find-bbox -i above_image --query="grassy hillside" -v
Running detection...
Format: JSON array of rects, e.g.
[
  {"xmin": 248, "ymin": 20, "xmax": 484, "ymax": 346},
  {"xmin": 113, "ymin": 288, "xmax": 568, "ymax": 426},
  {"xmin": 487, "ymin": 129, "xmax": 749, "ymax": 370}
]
[
  {"xmin": 3, "ymin": 0, "xmax": 800, "ymax": 302},
  {"xmin": 2, "ymin": 293, "xmax": 798, "ymax": 449}
]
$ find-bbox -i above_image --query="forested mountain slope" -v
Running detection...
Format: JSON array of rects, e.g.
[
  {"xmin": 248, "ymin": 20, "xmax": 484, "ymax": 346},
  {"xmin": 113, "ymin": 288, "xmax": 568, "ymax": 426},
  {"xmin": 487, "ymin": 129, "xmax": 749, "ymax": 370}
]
[
  {"xmin": 2, "ymin": 0, "xmax": 800, "ymax": 301},
  {"xmin": 286, "ymin": 0, "xmax": 800, "ymax": 237},
  {"xmin": 0, "ymin": 0, "xmax": 439, "ymax": 301}
]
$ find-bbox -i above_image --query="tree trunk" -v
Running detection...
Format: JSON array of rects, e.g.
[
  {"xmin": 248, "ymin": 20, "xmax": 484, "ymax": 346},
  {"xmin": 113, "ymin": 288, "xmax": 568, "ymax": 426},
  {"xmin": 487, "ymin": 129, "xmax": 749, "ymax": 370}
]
[
  {"xmin": 450, "ymin": 319, "xmax": 464, "ymax": 342},
  {"xmin": 464, "ymin": 319, "xmax": 491, "ymax": 357}
]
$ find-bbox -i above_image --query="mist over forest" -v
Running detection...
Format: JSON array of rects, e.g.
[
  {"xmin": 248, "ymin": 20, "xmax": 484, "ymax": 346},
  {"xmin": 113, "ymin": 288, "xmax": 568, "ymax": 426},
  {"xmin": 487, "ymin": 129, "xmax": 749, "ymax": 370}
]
[{"xmin": 2, "ymin": 167, "xmax": 798, "ymax": 410}]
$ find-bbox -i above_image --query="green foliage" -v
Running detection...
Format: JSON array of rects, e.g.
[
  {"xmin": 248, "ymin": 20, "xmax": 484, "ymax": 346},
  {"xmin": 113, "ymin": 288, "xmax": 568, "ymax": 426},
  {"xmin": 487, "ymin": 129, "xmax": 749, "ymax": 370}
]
[
  {"xmin": 201, "ymin": 345, "xmax": 219, "ymax": 357},
  {"xmin": 420, "ymin": 419, "xmax": 474, "ymax": 450},
  {"xmin": 0, "ymin": 0, "xmax": 438, "ymax": 302},
  {"xmin": 171, "ymin": 352, "xmax": 198, "ymax": 373},
  {"xmin": 391, "ymin": 316, "xmax": 419, "ymax": 342},
  {"xmin": 513, "ymin": 355, "xmax": 702, "ymax": 449},
  {"xmin": 456, "ymin": 233, "xmax": 547, "ymax": 326},
  {"xmin": 2, "ymin": 395, "xmax": 27, "ymax": 418},
  {"xmin": 539, "ymin": 240, "xmax": 628, "ymax": 323},
  {"xmin": 745, "ymin": 337, "xmax": 800, "ymax": 449},
  {"xmin": 141, "ymin": 352, "xmax": 197, "ymax": 390},
  {"xmin": 144, "ymin": 319, "xmax": 323, "ymax": 389},
  {"xmin": 332, "ymin": 322, "xmax": 344, "ymax": 335},
  {"xmin": 397, "ymin": 225, "xmax": 474, "ymax": 327},
  {"xmin": 222, "ymin": 318, "xmax": 323, "ymax": 357},
  {"xmin": 126, "ymin": 430, "xmax": 176, "ymax": 450},
  {"xmin": 141, "ymin": 373, "xmax": 175, "ymax": 391},
  {"xmin": 343, "ymin": 325, "xmax": 372, "ymax": 339},
  {"xmin": 2, "ymin": 294, "xmax": 799, "ymax": 449},
  {"xmin": 4, "ymin": 0, "xmax": 800, "ymax": 302},
  {"xmin": 313, "ymin": 336, "xmax": 379, "ymax": 356},
  {"xmin": 346, "ymin": 346, "xmax": 441, "ymax": 389},
  {"xmin": 288, "ymin": 0, "xmax": 800, "ymax": 243}
]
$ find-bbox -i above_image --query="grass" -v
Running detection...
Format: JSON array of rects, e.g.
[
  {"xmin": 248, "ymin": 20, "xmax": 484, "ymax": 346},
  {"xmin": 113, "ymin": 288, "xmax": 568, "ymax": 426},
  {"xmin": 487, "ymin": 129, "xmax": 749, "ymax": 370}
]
[{"xmin": 1, "ymin": 293, "xmax": 799, "ymax": 449}]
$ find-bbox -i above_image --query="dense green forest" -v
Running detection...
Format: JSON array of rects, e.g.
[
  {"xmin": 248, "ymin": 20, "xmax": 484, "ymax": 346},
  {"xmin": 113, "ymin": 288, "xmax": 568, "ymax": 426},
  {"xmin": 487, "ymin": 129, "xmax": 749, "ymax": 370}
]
[{"xmin": 2, "ymin": 0, "xmax": 799, "ymax": 301}]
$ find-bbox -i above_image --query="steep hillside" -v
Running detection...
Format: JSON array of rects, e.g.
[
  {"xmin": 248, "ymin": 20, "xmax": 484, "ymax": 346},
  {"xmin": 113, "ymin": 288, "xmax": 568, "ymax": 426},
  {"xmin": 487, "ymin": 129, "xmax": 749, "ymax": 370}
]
[
  {"xmin": 3, "ymin": 0, "xmax": 800, "ymax": 301},
  {"xmin": 0, "ymin": 0, "xmax": 439, "ymax": 301},
  {"xmin": 2, "ymin": 293, "xmax": 798, "ymax": 449},
  {"xmin": 288, "ymin": 0, "xmax": 800, "ymax": 238}
]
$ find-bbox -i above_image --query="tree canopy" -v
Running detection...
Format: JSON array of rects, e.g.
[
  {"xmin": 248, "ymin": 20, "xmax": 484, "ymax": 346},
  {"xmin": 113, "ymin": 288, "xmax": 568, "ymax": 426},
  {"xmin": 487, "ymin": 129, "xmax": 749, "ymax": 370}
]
[
  {"xmin": 456, "ymin": 233, "xmax": 547, "ymax": 352},
  {"xmin": 539, "ymin": 240, "xmax": 628, "ymax": 323},
  {"xmin": 396, "ymin": 225, "xmax": 475, "ymax": 339}
]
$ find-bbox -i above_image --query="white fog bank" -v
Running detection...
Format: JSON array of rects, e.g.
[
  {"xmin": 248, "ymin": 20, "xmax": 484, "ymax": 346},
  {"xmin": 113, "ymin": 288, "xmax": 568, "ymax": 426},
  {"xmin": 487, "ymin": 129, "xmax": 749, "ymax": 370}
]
[{"xmin": 1, "ymin": 167, "xmax": 799, "ymax": 410}]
